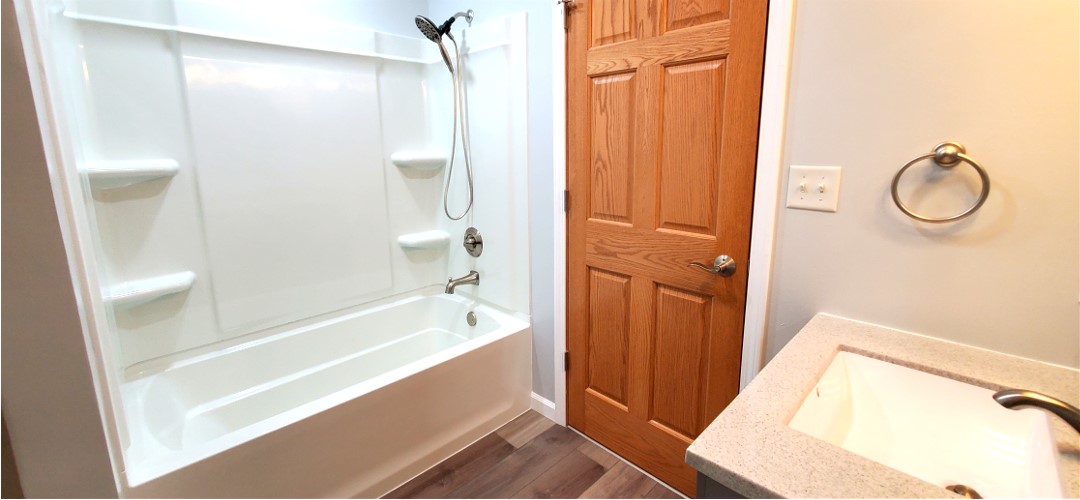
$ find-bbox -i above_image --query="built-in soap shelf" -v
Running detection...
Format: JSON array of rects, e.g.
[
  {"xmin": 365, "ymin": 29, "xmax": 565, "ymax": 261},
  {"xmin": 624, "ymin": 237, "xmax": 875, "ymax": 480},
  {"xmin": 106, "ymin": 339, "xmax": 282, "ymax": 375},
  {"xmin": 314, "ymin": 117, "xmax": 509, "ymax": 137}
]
[
  {"xmin": 82, "ymin": 159, "xmax": 179, "ymax": 190},
  {"xmin": 390, "ymin": 152, "xmax": 446, "ymax": 171},
  {"xmin": 397, "ymin": 230, "xmax": 450, "ymax": 250},
  {"xmin": 105, "ymin": 271, "xmax": 196, "ymax": 310}
]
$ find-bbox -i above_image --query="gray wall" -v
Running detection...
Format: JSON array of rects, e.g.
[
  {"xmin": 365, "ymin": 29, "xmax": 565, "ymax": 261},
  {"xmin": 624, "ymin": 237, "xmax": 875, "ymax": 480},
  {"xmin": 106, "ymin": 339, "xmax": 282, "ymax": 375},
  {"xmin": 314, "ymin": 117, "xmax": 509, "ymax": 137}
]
[
  {"xmin": 2, "ymin": 0, "xmax": 118, "ymax": 494},
  {"xmin": 428, "ymin": 0, "xmax": 556, "ymax": 401},
  {"xmin": 766, "ymin": 0, "xmax": 1079, "ymax": 367}
]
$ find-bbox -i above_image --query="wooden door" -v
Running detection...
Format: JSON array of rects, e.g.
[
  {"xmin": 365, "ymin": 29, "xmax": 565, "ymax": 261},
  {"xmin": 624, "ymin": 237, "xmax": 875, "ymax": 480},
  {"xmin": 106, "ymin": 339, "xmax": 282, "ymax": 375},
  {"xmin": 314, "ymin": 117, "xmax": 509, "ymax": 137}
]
[{"xmin": 565, "ymin": 0, "xmax": 767, "ymax": 495}]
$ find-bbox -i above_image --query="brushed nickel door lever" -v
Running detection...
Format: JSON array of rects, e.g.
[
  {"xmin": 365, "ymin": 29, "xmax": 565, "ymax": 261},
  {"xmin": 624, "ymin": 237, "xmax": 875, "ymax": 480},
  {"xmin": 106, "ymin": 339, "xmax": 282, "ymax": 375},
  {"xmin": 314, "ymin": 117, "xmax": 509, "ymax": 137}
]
[{"xmin": 688, "ymin": 255, "xmax": 736, "ymax": 277}]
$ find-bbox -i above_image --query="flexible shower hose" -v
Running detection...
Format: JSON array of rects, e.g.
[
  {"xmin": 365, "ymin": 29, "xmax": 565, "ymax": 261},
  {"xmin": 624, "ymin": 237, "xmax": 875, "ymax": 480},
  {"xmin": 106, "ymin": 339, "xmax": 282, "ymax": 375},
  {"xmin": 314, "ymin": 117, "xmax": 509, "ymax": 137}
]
[{"xmin": 444, "ymin": 36, "xmax": 474, "ymax": 221}]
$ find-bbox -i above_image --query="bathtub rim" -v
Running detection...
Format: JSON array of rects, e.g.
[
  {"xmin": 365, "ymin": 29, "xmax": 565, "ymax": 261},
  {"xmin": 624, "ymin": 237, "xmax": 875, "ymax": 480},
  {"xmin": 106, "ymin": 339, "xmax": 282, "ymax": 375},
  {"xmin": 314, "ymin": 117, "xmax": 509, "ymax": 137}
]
[
  {"xmin": 121, "ymin": 291, "xmax": 530, "ymax": 487},
  {"xmin": 124, "ymin": 285, "xmax": 522, "ymax": 379}
]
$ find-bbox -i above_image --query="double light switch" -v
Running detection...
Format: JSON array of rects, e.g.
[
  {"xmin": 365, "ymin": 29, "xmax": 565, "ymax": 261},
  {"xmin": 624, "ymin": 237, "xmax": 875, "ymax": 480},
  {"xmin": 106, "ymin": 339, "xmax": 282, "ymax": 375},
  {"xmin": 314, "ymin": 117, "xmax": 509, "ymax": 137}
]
[{"xmin": 786, "ymin": 165, "xmax": 842, "ymax": 212}]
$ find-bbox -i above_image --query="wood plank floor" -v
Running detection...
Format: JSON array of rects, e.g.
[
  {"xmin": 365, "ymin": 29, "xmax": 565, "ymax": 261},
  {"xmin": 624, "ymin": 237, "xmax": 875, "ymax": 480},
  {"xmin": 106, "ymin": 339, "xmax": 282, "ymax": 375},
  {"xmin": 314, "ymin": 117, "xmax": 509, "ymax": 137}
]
[{"xmin": 386, "ymin": 411, "xmax": 683, "ymax": 499}]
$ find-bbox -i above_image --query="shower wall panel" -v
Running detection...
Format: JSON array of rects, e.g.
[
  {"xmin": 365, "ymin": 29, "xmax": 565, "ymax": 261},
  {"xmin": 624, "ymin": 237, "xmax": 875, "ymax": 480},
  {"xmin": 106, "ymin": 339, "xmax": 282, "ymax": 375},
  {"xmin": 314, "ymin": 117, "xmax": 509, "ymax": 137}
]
[
  {"xmin": 377, "ymin": 58, "xmax": 449, "ymax": 294},
  {"xmin": 70, "ymin": 22, "xmax": 221, "ymax": 367},
  {"xmin": 182, "ymin": 38, "xmax": 393, "ymax": 336},
  {"xmin": 46, "ymin": 5, "xmax": 448, "ymax": 368}
]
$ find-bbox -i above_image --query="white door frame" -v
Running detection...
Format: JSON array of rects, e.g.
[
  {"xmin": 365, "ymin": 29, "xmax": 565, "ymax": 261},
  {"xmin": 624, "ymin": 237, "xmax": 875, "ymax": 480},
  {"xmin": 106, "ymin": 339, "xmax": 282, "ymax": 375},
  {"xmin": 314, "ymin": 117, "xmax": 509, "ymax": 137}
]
[
  {"xmin": 550, "ymin": 0, "xmax": 797, "ymax": 424},
  {"xmin": 738, "ymin": 0, "xmax": 797, "ymax": 389},
  {"xmin": 550, "ymin": 0, "xmax": 569, "ymax": 426}
]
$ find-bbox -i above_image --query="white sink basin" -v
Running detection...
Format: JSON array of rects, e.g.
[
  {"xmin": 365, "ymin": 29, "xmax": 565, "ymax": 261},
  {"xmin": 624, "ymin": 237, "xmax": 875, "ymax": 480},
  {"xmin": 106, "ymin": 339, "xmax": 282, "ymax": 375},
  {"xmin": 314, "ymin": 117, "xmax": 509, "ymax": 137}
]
[{"xmin": 788, "ymin": 351, "xmax": 1064, "ymax": 498}]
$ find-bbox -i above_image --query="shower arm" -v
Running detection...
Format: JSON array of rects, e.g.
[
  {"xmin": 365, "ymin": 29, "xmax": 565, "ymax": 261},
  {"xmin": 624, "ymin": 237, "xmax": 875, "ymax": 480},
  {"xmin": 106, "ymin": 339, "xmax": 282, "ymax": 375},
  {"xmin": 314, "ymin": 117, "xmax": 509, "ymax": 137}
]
[{"xmin": 440, "ymin": 10, "xmax": 474, "ymax": 40}]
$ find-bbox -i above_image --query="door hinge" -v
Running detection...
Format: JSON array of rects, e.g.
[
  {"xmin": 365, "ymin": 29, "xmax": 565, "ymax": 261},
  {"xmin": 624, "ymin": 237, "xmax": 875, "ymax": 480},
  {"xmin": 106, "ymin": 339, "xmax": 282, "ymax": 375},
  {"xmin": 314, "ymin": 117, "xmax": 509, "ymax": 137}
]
[
  {"xmin": 558, "ymin": 0, "xmax": 576, "ymax": 32},
  {"xmin": 564, "ymin": 351, "xmax": 570, "ymax": 371},
  {"xmin": 563, "ymin": 189, "xmax": 569, "ymax": 213}
]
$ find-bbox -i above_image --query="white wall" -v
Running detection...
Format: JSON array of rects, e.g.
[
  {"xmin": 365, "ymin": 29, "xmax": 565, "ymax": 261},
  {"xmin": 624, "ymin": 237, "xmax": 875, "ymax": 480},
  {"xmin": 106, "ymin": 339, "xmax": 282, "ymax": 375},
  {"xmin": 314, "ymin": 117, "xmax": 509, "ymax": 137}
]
[
  {"xmin": 766, "ymin": 0, "xmax": 1080, "ymax": 368},
  {"xmin": 428, "ymin": 1, "xmax": 557, "ymax": 401}
]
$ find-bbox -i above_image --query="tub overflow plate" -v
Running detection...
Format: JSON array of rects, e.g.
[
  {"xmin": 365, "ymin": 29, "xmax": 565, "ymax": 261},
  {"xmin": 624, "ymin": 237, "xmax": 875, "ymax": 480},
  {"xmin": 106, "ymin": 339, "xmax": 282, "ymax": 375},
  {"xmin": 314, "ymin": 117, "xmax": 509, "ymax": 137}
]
[{"xmin": 466, "ymin": 311, "xmax": 478, "ymax": 326}]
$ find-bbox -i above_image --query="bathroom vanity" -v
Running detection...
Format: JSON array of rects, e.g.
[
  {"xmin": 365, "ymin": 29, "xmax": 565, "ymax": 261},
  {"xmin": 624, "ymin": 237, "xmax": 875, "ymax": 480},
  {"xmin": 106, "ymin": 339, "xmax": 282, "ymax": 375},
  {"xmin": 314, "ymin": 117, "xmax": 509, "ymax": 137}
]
[{"xmin": 686, "ymin": 314, "xmax": 1080, "ymax": 498}]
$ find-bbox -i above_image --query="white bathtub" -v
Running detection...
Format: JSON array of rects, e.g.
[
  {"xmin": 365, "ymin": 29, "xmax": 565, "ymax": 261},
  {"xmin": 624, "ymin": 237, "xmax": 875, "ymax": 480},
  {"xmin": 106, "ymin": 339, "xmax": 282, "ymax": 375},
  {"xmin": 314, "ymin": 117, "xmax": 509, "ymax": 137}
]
[{"xmin": 118, "ymin": 292, "xmax": 531, "ymax": 497}]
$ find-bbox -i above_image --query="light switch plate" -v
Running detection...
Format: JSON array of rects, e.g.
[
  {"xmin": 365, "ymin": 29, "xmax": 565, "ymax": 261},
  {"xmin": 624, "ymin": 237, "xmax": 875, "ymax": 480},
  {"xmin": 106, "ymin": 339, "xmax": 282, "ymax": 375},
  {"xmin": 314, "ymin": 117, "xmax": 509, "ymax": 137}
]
[{"xmin": 786, "ymin": 165, "xmax": 842, "ymax": 212}]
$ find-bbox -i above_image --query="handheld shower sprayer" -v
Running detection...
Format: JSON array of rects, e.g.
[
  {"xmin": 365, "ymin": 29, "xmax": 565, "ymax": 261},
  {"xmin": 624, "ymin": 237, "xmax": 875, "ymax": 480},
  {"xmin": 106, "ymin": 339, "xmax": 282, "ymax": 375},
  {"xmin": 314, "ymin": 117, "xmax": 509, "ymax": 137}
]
[
  {"xmin": 414, "ymin": 8, "xmax": 477, "ymax": 221},
  {"xmin": 414, "ymin": 11, "xmax": 474, "ymax": 75},
  {"xmin": 414, "ymin": 15, "xmax": 455, "ymax": 75}
]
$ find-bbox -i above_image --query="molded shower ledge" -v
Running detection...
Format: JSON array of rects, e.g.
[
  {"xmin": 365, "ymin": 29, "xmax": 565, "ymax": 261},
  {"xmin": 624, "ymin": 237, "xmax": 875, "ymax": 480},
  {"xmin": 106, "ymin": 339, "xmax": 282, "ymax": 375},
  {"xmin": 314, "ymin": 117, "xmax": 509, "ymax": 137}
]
[
  {"xmin": 397, "ymin": 230, "xmax": 451, "ymax": 250},
  {"xmin": 390, "ymin": 152, "xmax": 446, "ymax": 170},
  {"xmin": 82, "ymin": 159, "xmax": 180, "ymax": 190},
  {"xmin": 106, "ymin": 271, "xmax": 196, "ymax": 310}
]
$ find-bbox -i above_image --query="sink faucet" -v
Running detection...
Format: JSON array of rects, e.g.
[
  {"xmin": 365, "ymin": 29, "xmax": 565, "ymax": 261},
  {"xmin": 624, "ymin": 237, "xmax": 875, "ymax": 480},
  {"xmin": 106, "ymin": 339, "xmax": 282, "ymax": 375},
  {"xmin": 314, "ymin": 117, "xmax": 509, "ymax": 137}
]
[
  {"xmin": 993, "ymin": 389, "xmax": 1080, "ymax": 433},
  {"xmin": 445, "ymin": 270, "xmax": 479, "ymax": 294}
]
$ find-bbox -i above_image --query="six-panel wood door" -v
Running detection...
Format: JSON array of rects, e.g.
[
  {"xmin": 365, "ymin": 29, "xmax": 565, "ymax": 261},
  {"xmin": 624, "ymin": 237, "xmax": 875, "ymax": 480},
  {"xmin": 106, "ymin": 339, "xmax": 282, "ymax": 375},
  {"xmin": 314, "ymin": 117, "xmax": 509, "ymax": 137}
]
[{"xmin": 565, "ymin": 0, "xmax": 768, "ymax": 495}]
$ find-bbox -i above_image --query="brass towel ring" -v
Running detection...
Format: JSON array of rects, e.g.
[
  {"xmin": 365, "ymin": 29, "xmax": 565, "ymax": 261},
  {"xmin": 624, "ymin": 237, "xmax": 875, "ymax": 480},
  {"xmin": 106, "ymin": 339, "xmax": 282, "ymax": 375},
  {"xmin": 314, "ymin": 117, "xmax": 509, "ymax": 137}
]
[{"xmin": 891, "ymin": 142, "xmax": 990, "ymax": 223}]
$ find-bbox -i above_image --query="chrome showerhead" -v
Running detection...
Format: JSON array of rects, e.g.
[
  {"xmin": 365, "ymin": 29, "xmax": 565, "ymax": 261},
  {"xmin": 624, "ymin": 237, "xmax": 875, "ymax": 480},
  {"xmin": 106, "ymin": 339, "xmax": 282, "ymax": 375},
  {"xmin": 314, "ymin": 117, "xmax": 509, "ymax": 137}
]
[
  {"xmin": 414, "ymin": 15, "xmax": 442, "ymax": 42},
  {"xmin": 415, "ymin": 15, "xmax": 455, "ymax": 75}
]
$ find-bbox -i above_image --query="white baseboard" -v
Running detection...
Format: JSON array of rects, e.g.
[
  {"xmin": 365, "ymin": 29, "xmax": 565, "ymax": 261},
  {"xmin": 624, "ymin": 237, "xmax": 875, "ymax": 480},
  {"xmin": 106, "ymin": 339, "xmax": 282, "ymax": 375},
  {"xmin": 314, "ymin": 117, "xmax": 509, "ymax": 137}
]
[{"xmin": 530, "ymin": 392, "xmax": 559, "ymax": 423}]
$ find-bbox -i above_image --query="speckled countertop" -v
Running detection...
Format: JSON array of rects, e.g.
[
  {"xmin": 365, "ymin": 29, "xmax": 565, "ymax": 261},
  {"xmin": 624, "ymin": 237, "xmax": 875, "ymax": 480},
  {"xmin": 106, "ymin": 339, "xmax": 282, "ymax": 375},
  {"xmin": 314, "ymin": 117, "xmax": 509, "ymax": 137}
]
[{"xmin": 686, "ymin": 314, "xmax": 1080, "ymax": 498}]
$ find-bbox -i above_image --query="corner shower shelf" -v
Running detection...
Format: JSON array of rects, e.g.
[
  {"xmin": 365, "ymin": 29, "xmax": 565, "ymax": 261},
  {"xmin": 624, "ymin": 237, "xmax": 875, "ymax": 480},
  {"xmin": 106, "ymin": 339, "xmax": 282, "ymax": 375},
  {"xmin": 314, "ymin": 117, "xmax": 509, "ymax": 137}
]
[
  {"xmin": 397, "ymin": 230, "xmax": 451, "ymax": 250},
  {"xmin": 82, "ymin": 159, "xmax": 180, "ymax": 190},
  {"xmin": 105, "ymin": 271, "xmax": 196, "ymax": 310},
  {"xmin": 390, "ymin": 152, "xmax": 447, "ymax": 170}
]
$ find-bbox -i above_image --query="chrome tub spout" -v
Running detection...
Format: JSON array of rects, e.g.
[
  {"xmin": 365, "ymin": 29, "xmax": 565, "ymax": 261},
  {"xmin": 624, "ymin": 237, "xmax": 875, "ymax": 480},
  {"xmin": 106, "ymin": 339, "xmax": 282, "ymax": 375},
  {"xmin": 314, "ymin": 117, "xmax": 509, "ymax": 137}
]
[{"xmin": 445, "ymin": 270, "xmax": 479, "ymax": 294}]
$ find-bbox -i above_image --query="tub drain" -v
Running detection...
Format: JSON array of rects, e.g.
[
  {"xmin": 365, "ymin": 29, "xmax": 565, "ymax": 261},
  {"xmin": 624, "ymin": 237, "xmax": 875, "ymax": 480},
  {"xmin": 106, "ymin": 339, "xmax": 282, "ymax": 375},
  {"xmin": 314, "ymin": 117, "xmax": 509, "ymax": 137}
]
[
  {"xmin": 945, "ymin": 484, "xmax": 982, "ymax": 499},
  {"xmin": 466, "ymin": 311, "xmax": 477, "ymax": 326}
]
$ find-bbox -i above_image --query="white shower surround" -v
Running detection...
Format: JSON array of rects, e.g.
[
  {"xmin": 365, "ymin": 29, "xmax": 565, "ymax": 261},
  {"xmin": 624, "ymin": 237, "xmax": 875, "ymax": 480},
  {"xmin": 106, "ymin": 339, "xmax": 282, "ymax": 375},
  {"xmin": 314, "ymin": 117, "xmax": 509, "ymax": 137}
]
[{"xmin": 18, "ymin": 1, "xmax": 532, "ymax": 496}]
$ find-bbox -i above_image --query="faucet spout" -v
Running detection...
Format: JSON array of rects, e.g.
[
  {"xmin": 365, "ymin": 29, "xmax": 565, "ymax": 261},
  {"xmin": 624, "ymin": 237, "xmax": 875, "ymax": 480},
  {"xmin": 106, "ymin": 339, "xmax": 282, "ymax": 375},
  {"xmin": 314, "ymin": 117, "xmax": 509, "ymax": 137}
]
[
  {"xmin": 445, "ymin": 270, "xmax": 479, "ymax": 294},
  {"xmin": 993, "ymin": 389, "xmax": 1080, "ymax": 433}
]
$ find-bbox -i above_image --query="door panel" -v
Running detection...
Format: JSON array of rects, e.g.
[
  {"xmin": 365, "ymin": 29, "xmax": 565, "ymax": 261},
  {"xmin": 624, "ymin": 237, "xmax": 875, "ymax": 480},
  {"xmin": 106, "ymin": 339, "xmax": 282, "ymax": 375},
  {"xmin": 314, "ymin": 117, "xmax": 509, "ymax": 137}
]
[
  {"xmin": 589, "ymin": 73, "xmax": 637, "ymax": 225},
  {"xmin": 585, "ymin": 22, "xmax": 731, "ymax": 75},
  {"xmin": 666, "ymin": 0, "xmax": 729, "ymax": 31},
  {"xmin": 586, "ymin": 267, "xmax": 632, "ymax": 405},
  {"xmin": 650, "ymin": 284, "xmax": 712, "ymax": 440},
  {"xmin": 590, "ymin": 0, "xmax": 636, "ymax": 47},
  {"xmin": 567, "ymin": 0, "xmax": 767, "ymax": 495},
  {"xmin": 658, "ymin": 59, "xmax": 725, "ymax": 235},
  {"xmin": 583, "ymin": 385, "xmax": 692, "ymax": 487}
]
